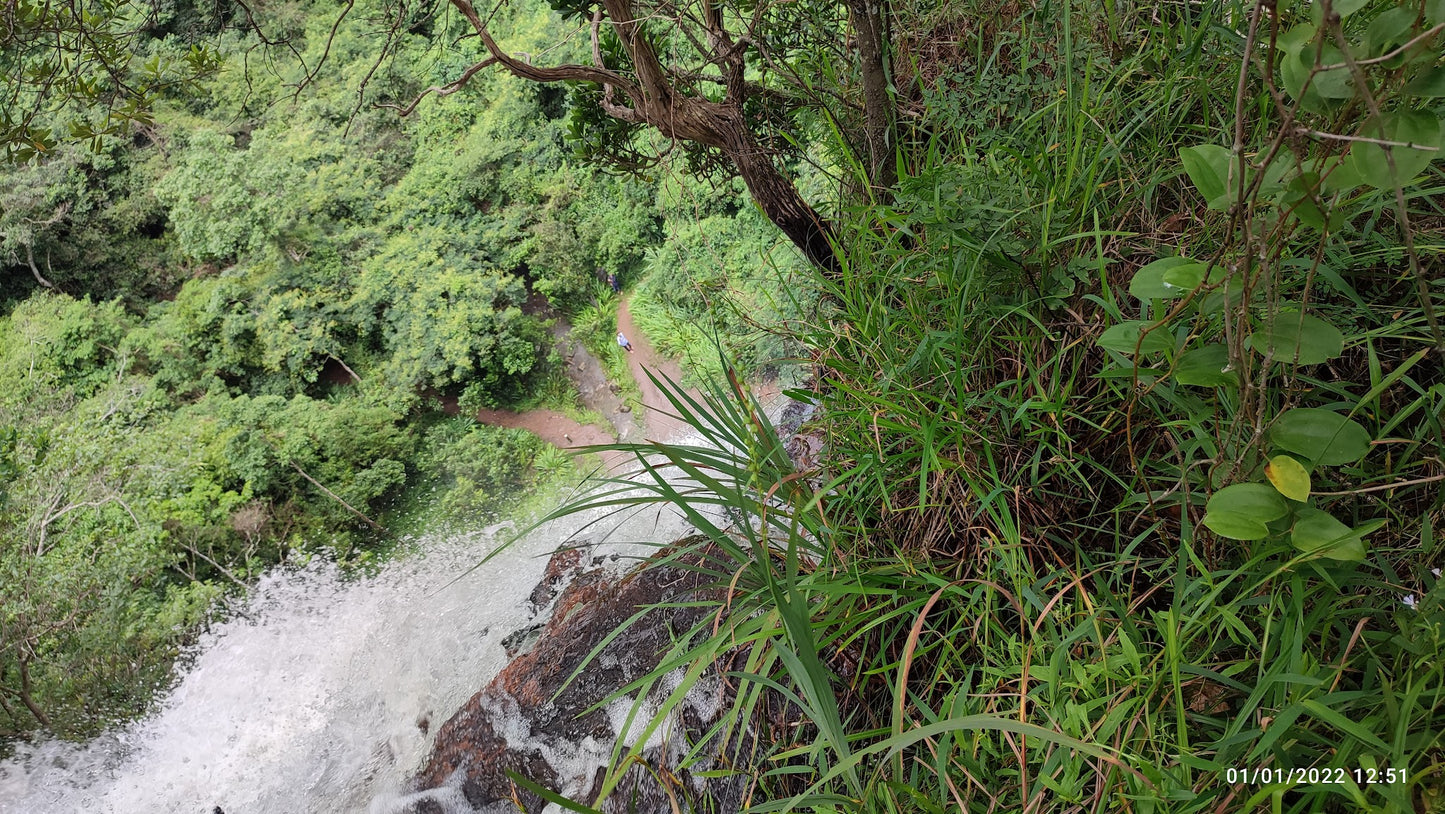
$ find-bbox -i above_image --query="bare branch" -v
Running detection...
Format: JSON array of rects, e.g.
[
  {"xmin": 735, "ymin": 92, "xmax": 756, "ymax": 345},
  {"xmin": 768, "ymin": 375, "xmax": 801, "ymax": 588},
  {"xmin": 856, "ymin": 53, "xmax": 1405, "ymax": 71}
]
[
  {"xmin": 1316, "ymin": 22, "xmax": 1445, "ymax": 71},
  {"xmin": 1295, "ymin": 127, "xmax": 1440, "ymax": 151},
  {"xmin": 375, "ymin": 56, "xmax": 501, "ymax": 116},
  {"xmin": 290, "ymin": 461, "xmax": 388, "ymax": 533},
  {"xmin": 24, "ymin": 244, "xmax": 55, "ymax": 289},
  {"xmin": 448, "ymin": 0, "xmax": 633, "ymax": 89}
]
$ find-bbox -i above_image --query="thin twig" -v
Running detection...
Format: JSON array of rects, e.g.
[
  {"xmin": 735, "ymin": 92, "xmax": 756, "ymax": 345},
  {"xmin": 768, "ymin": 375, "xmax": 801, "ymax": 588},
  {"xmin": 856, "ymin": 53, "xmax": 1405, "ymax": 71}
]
[
  {"xmin": 290, "ymin": 461, "xmax": 388, "ymax": 532},
  {"xmin": 1312, "ymin": 471, "xmax": 1445, "ymax": 496},
  {"xmin": 1295, "ymin": 128, "xmax": 1441, "ymax": 150},
  {"xmin": 1315, "ymin": 22, "xmax": 1445, "ymax": 71}
]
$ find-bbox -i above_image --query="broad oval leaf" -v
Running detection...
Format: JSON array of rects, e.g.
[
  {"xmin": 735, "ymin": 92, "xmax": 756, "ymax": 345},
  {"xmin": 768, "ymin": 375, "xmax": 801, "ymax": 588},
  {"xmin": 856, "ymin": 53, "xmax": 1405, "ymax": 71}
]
[
  {"xmin": 1203, "ymin": 511, "xmax": 1270, "ymax": 541},
  {"xmin": 1278, "ymin": 25, "xmax": 1332, "ymax": 111},
  {"xmin": 1311, "ymin": 44, "xmax": 1354, "ymax": 99},
  {"xmin": 1271, "ymin": 408, "xmax": 1372, "ymax": 465},
  {"xmin": 1265, "ymin": 455, "xmax": 1311, "ymax": 501},
  {"xmin": 1098, "ymin": 321, "xmax": 1172, "ymax": 356},
  {"xmin": 1365, "ymin": 7, "xmax": 1418, "ymax": 57},
  {"xmin": 1321, "ymin": 157, "xmax": 1363, "ymax": 192},
  {"xmin": 1349, "ymin": 110, "xmax": 1445, "ymax": 189},
  {"xmin": 1174, "ymin": 343, "xmax": 1238, "ymax": 388},
  {"xmin": 1206, "ymin": 483, "xmax": 1290, "ymax": 523},
  {"xmin": 1161, "ymin": 263, "xmax": 1207, "ymax": 292},
  {"xmin": 1247, "ymin": 312, "xmax": 1344, "ymax": 365},
  {"xmin": 1404, "ymin": 67, "xmax": 1445, "ymax": 99},
  {"xmin": 1291, "ymin": 507, "xmax": 1367, "ymax": 561},
  {"xmin": 1320, "ymin": 537, "xmax": 1367, "ymax": 561},
  {"xmin": 1130, "ymin": 257, "xmax": 1199, "ymax": 300}
]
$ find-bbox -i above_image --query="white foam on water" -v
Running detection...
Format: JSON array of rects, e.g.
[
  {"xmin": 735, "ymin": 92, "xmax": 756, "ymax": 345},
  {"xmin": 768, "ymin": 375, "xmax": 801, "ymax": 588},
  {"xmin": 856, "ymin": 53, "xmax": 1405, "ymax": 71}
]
[
  {"xmin": 0, "ymin": 493, "xmax": 692, "ymax": 814},
  {"xmin": 0, "ymin": 397, "xmax": 777, "ymax": 814}
]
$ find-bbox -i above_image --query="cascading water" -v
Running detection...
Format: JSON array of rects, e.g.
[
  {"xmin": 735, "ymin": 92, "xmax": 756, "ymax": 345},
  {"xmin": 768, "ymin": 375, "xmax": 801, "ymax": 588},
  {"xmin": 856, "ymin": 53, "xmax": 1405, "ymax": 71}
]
[{"xmin": 0, "ymin": 501, "xmax": 691, "ymax": 814}]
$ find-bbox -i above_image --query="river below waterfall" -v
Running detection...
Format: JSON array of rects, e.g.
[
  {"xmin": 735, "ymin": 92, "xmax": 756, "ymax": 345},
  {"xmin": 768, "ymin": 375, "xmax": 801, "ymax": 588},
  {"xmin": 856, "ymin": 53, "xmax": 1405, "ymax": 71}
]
[{"xmin": 0, "ymin": 501, "xmax": 691, "ymax": 814}]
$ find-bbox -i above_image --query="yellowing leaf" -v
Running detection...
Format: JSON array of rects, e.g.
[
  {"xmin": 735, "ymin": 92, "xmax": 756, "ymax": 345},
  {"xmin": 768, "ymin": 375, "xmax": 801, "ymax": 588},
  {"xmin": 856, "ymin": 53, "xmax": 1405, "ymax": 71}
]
[{"xmin": 1266, "ymin": 455, "xmax": 1311, "ymax": 502}]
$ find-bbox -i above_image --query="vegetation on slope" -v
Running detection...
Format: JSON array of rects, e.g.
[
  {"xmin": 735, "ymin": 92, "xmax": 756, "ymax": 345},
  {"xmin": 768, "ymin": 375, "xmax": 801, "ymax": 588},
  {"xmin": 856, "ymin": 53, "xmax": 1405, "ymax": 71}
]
[
  {"xmin": 4, "ymin": 0, "xmax": 1445, "ymax": 812},
  {"xmin": 0, "ymin": 0, "xmax": 791, "ymax": 741},
  {"xmin": 540, "ymin": 1, "xmax": 1445, "ymax": 813}
]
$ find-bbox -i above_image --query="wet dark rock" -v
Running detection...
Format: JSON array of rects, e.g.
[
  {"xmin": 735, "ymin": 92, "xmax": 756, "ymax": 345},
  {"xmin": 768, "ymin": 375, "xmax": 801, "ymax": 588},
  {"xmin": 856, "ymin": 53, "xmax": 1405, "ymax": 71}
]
[
  {"xmin": 500, "ymin": 623, "xmax": 543, "ymax": 659},
  {"xmin": 527, "ymin": 546, "xmax": 586, "ymax": 609},
  {"xmin": 777, "ymin": 398, "xmax": 823, "ymax": 474},
  {"xmin": 407, "ymin": 543, "xmax": 744, "ymax": 814}
]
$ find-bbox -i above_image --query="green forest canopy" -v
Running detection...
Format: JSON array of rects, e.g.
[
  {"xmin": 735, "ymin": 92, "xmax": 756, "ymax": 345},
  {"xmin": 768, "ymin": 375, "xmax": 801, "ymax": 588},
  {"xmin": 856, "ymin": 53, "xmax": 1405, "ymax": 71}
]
[{"xmin": 4, "ymin": 0, "xmax": 1445, "ymax": 812}]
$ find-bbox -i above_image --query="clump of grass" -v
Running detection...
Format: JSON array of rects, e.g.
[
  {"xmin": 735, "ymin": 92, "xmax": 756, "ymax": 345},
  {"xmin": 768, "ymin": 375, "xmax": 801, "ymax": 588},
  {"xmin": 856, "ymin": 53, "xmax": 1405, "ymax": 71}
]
[
  {"xmin": 515, "ymin": 368, "xmax": 1142, "ymax": 813},
  {"xmin": 501, "ymin": 2, "xmax": 1445, "ymax": 812},
  {"xmin": 569, "ymin": 281, "xmax": 643, "ymax": 411}
]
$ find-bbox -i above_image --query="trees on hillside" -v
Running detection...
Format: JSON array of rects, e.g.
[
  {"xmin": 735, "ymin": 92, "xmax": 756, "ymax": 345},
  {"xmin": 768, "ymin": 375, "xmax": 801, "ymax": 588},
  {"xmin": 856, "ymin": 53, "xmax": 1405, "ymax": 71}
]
[
  {"xmin": 422, "ymin": 0, "xmax": 897, "ymax": 272},
  {"xmin": 1, "ymin": 0, "xmax": 223, "ymax": 161},
  {"xmin": 3, "ymin": 0, "xmax": 900, "ymax": 273}
]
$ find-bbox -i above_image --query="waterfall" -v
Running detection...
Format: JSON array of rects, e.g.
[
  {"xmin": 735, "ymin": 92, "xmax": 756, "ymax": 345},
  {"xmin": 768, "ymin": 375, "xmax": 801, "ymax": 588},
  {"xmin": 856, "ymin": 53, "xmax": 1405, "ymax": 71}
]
[{"xmin": 0, "ymin": 503, "xmax": 690, "ymax": 814}]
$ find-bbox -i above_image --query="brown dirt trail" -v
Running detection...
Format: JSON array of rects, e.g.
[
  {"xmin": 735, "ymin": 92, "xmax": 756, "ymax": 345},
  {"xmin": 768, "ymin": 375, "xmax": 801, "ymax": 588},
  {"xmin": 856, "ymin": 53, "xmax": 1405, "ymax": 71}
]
[{"xmin": 470, "ymin": 299, "xmax": 705, "ymax": 471}]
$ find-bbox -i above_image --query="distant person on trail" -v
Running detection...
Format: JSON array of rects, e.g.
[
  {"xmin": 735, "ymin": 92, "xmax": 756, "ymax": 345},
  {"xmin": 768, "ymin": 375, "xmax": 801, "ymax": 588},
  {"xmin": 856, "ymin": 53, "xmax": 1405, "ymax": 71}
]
[
  {"xmin": 616, "ymin": 332, "xmax": 634, "ymax": 353},
  {"xmin": 608, "ymin": 272, "xmax": 621, "ymax": 293}
]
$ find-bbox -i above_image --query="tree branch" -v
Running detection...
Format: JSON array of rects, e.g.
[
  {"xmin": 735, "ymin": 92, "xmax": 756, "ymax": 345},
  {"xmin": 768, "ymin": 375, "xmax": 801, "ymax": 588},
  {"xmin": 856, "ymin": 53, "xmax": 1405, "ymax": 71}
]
[
  {"xmin": 290, "ymin": 461, "xmax": 388, "ymax": 533},
  {"xmin": 449, "ymin": 0, "xmax": 634, "ymax": 89},
  {"xmin": 376, "ymin": 55, "xmax": 501, "ymax": 116},
  {"xmin": 24, "ymin": 244, "xmax": 55, "ymax": 289}
]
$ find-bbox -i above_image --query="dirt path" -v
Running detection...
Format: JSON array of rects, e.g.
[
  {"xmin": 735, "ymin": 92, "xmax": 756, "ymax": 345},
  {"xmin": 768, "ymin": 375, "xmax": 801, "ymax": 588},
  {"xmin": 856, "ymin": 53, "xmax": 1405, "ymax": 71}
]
[
  {"xmin": 471, "ymin": 406, "xmax": 629, "ymax": 471},
  {"xmin": 468, "ymin": 300, "xmax": 702, "ymax": 472},
  {"xmin": 616, "ymin": 295, "xmax": 707, "ymax": 442}
]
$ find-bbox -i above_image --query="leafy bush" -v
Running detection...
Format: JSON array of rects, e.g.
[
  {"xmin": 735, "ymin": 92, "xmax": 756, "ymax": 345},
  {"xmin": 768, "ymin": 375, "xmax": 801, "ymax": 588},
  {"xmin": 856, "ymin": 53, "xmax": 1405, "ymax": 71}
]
[
  {"xmin": 153, "ymin": 129, "xmax": 299, "ymax": 262},
  {"xmin": 410, "ymin": 418, "xmax": 548, "ymax": 527}
]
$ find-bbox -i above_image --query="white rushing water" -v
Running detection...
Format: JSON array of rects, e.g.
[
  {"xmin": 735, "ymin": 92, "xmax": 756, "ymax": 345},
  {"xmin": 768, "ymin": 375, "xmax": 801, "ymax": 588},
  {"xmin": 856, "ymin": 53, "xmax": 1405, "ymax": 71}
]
[{"xmin": 0, "ymin": 502, "xmax": 691, "ymax": 814}]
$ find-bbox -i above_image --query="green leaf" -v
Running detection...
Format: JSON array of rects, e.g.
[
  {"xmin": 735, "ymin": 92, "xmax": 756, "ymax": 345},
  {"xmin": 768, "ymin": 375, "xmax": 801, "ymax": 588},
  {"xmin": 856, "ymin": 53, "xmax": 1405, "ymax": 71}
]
[
  {"xmin": 1206, "ymin": 483, "xmax": 1291, "ymax": 523},
  {"xmin": 1311, "ymin": 0, "xmax": 1370, "ymax": 21},
  {"xmin": 1265, "ymin": 455, "xmax": 1312, "ymax": 501},
  {"xmin": 1349, "ymin": 110, "xmax": 1445, "ymax": 189},
  {"xmin": 1129, "ymin": 257, "xmax": 1200, "ymax": 300},
  {"xmin": 1284, "ymin": 173, "xmax": 1327, "ymax": 229},
  {"xmin": 1098, "ymin": 321, "xmax": 1172, "ymax": 356},
  {"xmin": 1404, "ymin": 67, "xmax": 1445, "ymax": 98},
  {"xmin": 1290, "ymin": 507, "xmax": 1367, "ymax": 561},
  {"xmin": 1299, "ymin": 700, "xmax": 1391, "ymax": 752},
  {"xmin": 1321, "ymin": 156, "xmax": 1363, "ymax": 192},
  {"xmin": 1247, "ymin": 312, "xmax": 1344, "ymax": 365},
  {"xmin": 1352, "ymin": 518, "xmax": 1387, "ymax": 539},
  {"xmin": 1197, "ymin": 275, "xmax": 1245, "ymax": 315},
  {"xmin": 1271, "ymin": 408, "xmax": 1372, "ymax": 465},
  {"xmin": 1322, "ymin": 537, "xmax": 1367, "ymax": 561},
  {"xmin": 1174, "ymin": 343, "xmax": 1238, "ymax": 388},
  {"xmin": 1311, "ymin": 44, "xmax": 1355, "ymax": 99},
  {"xmin": 1161, "ymin": 263, "xmax": 1207, "ymax": 291},
  {"xmin": 1279, "ymin": 25, "xmax": 1318, "ymax": 100},
  {"xmin": 1364, "ymin": 7, "xmax": 1417, "ymax": 58},
  {"xmin": 1202, "ymin": 511, "xmax": 1270, "ymax": 541},
  {"xmin": 1180, "ymin": 145, "xmax": 1233, "ymax": 210},
  {"xmin": 506, "ymin": 772, "xmax": 605, "ymax": 814}
]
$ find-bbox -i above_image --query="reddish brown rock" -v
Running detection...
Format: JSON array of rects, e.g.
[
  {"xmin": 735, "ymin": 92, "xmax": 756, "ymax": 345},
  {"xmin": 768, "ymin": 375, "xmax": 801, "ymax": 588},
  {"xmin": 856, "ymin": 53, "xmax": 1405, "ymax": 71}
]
[
  {"xmin": 408, "ymin": 543, "xmax": 744, "ymax": 814},
  {"xmin": 526, "ymin": 546, "xmax": 586, "ymax": 609}
]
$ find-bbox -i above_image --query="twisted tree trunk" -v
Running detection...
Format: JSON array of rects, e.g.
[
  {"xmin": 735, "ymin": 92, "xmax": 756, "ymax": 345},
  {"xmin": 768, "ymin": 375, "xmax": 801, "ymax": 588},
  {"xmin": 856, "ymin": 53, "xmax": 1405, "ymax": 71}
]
[{"xmin": 448, "ymin": 0, "xmax": 842, "ymax": 275}]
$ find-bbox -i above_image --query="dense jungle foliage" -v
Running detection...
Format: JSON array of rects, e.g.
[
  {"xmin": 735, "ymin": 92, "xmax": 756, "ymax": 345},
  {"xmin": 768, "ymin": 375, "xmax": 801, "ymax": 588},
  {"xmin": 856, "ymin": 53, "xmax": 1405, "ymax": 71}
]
[
  {"xmin": 5, "ymin": 0, "xmax": 1445, "ymax": 811},
  {"xmin": 0, "ymin": 0, "xmax": 803, "ymax": 740}
]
